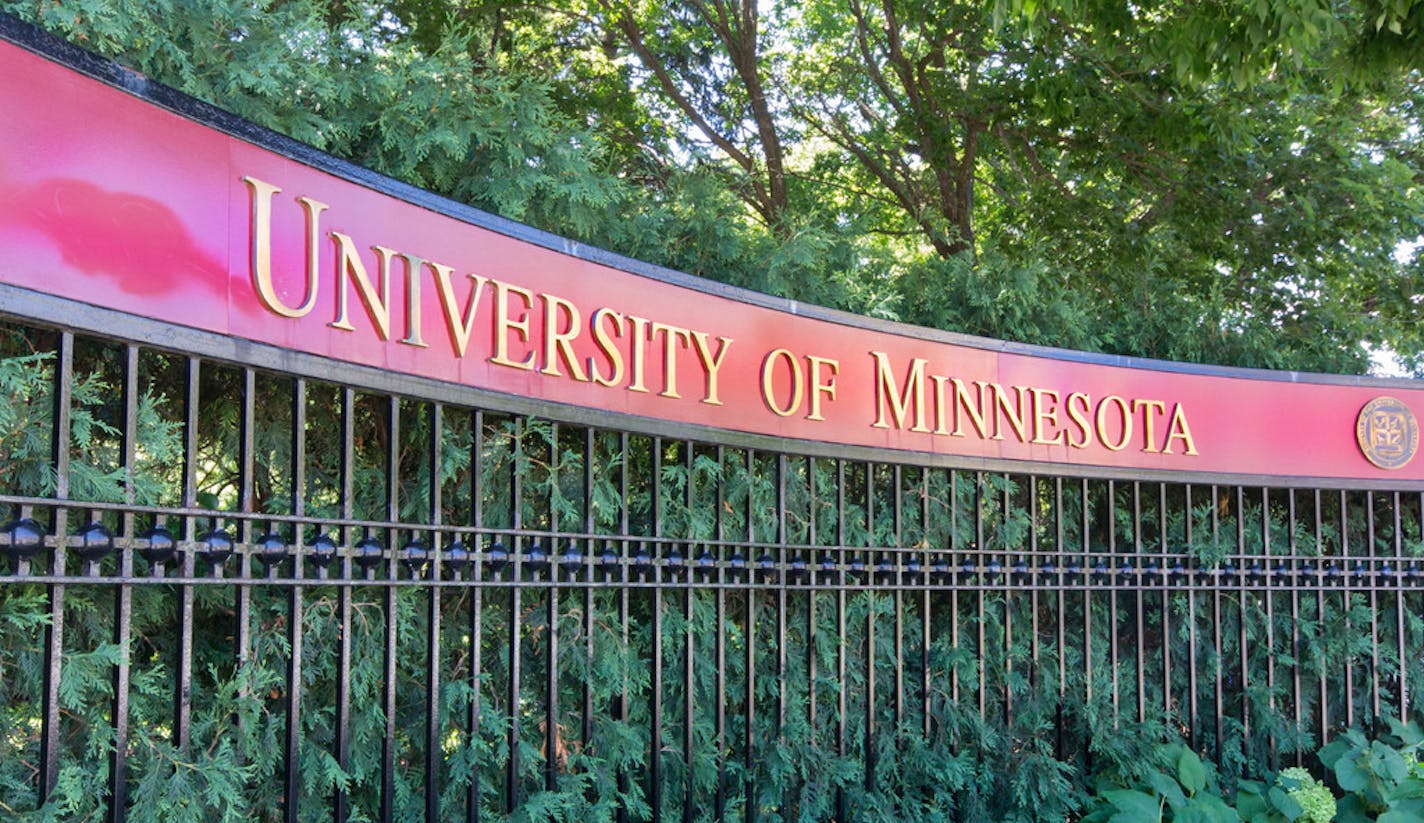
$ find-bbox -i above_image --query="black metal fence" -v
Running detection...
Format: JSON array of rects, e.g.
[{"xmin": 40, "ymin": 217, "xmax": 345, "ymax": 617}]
[{"xmin": 1, "ymin": 307, "xmax": 1422, "ymax": 822}]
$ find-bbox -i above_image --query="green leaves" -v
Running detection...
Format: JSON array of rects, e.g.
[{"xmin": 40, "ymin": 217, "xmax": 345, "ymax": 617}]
[
  {"xmin": 1265, "ymin": 785, "xmax": 1304, "ymax": 821},
  {"xmin": 1177, "ymin": 748, "xmax": 1207, "ymax": 796},
  {"xmin": 1318, "ymin": 720, "xmax": 1424, "ymax": 820},
  {"xmin": 1104, "ymin": 788, "xmax": 1163, "ymax": 822}
]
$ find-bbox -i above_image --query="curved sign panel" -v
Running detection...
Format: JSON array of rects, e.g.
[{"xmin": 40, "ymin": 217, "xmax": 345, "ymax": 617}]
[{"xmin": 1, "ymin": 27, "xmax": 1421, "ymax": 483}]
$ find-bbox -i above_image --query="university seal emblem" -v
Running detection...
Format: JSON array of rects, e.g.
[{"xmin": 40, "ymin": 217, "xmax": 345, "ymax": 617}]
[{"xmin": 1356, "ymin": 396, "xmax": 1418, "ymax": 470}]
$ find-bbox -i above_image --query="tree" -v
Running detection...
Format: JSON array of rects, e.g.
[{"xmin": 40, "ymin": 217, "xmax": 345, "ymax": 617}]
[
  {"xmin": 8, "ymin": 0, "xmax": 1423, "ymax": 375},
  {"xmin": 591, "ymin": 0, "xmax": 794, "ymax": 229},
  {"xmin": 778, "ymin": 0, "xmax": 1424, "ymax": 370}
]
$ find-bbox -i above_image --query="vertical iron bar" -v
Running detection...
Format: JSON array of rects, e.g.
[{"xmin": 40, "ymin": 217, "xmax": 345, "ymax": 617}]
[
  {"xmin": 1186, "ymin": 485, "xmax": 1198, "ymax": 750},
  {"xmin": 1342, "ymin": 489, "xmax": 1354, "ymax": 729},
  {"xmin": 1289, "ymin": 490, "xmax": 1303, "ymax": 766},
  {"xmin": 893, "ymin": 465, "xmax": 904, "ymax": 739},
  {"xmin": 975, "ymin": 472, "xmax": 986, "ymax": 719},
  {"xmin": 616, "ymin": 431, "xmax": 630, "ymax": 823},
  {"xmin": 506, "ymin": 418, "xmax": 524, "ymax": 813},
  {"xmin": 1235, "ymin": 485, "xmax": 1249, "ymax": 754},
  {"xmin": 951, "ymin": 471, "xmax": 960, "ymax": 707},
  {"xmin": 1159, "ymin": 483, "xmax": 1171, "ymax": 723},
  {"xmin": 650, "ymin": 438, "xmax": 663, "ymax": 823},
  {"xmin": 745, "ymin": 448, "xmax": 757, "ymax": 823},
  {"xmin": 922, "ymin": 468, "xmax": 933, "ymax": 740},
  {"xmin": 1212, "ymin": 484, "xmax": 1224, "ymax": 759},
  {"xmin": 1082, "ymin": 478, "xmax": 1092, "ymax": 710},
  {"xmin": 381, "ymin": 396, "xmax": 400, "ymax": 823},
  {"xmin": 865, "ymin": 462, "xmax": 877, "ymax": 792},
  {"xmin": 544, "ymin": 587, "xmax": 559, "ymax": 792},
  {"xmin": 1029, "ymin": 476, "xmax": 1040, "ymax": 719},
  {"xmin": 684, "ymin": 443, "xmax": 696, "ymax": 823},
  {"xmin": 468, "ymin": 409, "xmax": 485, "ymax": 823},
  {"xmin": 546, "ymin": 424, "xmax": 560, "ymax": 796},
  {"xmin": 778, "ymin": 454, "xmax": 789, "ymax": 725},
  {"xmin": 176, "ymin": 355, "xmax": 199, "ymax": 755},
  {"xmin": 285, "ymin": 378, "xmax": 307, "ymax": 823},
  {"xmin": 584, "ymin": 428, "xmax": 596, "ymax": 752},
  {"xmin": 775, "ymin": 454, "xmax": 787, "ymax": 822},
  {"xmin": 39, "ymin": 331, "xmax": 72, "ymax": 801},
  {"xmin": 426, "ymin": 403, "xmax": 443, "ymax": 823},
  {"xmin": 108, "ymin": 344, "xmax": 138, "ymax": 823},
  {"xmin": 1262, "ymin": 486, "xmax": 1276, "ymax": 768},
  {"xmin": 1315, "ymin": 489, "xmax": 1327, "ymax": 744},
  {"xmin": 808, "ymin": 456, "xmax": 819, "ymax": 742},
  {"xmin": 1134, "ymin": 481, "xmax": 1145, "ymax": 726},
  {"xmin": 236, "ymin": 368, "xmax": 255, "ymax": 727},
  {"xmin": 1054, "ymin": 477, "xmax": 1066, "ymax": 760},
  {"xmin": 835, "ymin": 459, "xmax": 847, "ymax": 823},
  {"xmin": 1417, "ymin": 491, "xmax": 1424, "ymax": 721},
  {"xmin": 714, "ymin": 445, "xmax": 727, "ymax": 823},
  {"xmin": 335, "ymin": 387, "xmax": 355, "ymax": 823},
  {"xmin": 1395, "ymin": 492, "xmax": 1407, "ymax": 718},
  {"xmin": 1367, "ymin": 490, "xmax": 1381, "ymax": 727},
  {"xmin": 1415, "ymin": 491, "xmax": 1424, "ymax": 720},
  {"xmin": 1108, "ymin": 478, "xmax": 1119, "ymax": 727},
  {"xmin": 1001, "ymin": 474, "xmax": 1011, "ymax": 727}
]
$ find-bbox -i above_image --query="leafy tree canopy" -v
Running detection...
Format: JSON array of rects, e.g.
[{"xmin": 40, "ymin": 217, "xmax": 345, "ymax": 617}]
[{"xmin": 7, "ymin": 0, "xmax": 1423, "ymax": 374}]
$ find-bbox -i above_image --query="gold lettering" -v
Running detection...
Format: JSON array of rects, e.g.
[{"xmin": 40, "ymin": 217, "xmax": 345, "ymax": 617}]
[
  {"xmin": 626, "ymin": 315, "xmax": 651, "ymax": 393},
  {"xmin": 1095, "ymin": 395, "xmax": 1132, "ymax": 451},
  {"xmin": 690, "ymin": 331, "xmax": 732, "ymax": 405},
  {"xmin": 807, "ymin": 356, "xmax": 839, "ymax": 421},
  {"xmin": 993, "ymin": 384, "xmax": 1030, "ymax": 442},
  {"xmin": 328, "ymin": 235, "xmax": 393, "ymax": 339},
  {"xmin": 1133, "ymin": 399, "xmax": 1167, "ymax": 453},
  {"xmin": 540, "ymin": 293, "xmax": 587, "ymax": 381},
  {"xmin": 870, "ymin": 352, "xmax": 929, "ymax": 431},
  {"xmin": 429, "ymin": 263, "xmax": 490, "ymax": 358},
  {"xmin": 1163, "ymin": 404, "xmax": 1199, "ymax": 455},
  {"xmin": 950, "ymin": 378, "xmax": 991, "ymax": 439},
  {"xmin": 398, "ymin": 254, "xmax": 427, "ymax": 348},
  {"xmin": 650, "ymin": 322, "xmax": 693, "ymax": 399},
  {"xmin": 242, "ymin": 176, "xmax": 324, "ymax": 318},
  {"xmin": 761, "ymin": 349, "xmax": 803, "ymax": 417},
  {"xmin": 929, "ymin": 375, "xmax": 952, "ymax": 434},
  {"xmin": 1031, "ymin": 388, "xmax": 1065, "ymax": 445},
  {"xmin": 588, "ymin": 308, "xmax": 626, "ymax": 387},
  {"xmin": 1065, "ymin": 392, "xmax": 1092, "ymax": 448},
  {"xmin": 490, "ymin": 279, "xmax": 536, "ymax": 370}
]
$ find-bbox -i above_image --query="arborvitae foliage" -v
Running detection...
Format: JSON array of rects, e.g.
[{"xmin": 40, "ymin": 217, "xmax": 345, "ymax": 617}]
[{"xmin": 2, "ymin": 315, "xmax": 1423, "ymax": 821}]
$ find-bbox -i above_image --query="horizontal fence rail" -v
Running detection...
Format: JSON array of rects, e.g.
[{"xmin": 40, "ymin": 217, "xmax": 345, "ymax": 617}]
[{"xmin": 0, "ymin": 318, "xmax": 1422, "ymax": 822}]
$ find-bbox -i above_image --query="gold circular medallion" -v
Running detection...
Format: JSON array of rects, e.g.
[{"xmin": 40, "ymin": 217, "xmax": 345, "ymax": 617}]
[{"xmin": 1356, "ymin": 396, "xmax": 1419, "ymax": 470}]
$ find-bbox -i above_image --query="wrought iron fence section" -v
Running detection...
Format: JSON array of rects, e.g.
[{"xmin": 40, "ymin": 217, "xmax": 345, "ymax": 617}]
[{"xmin": 0, "ymin": 320, "xmax": 1421, "ymax": 822}]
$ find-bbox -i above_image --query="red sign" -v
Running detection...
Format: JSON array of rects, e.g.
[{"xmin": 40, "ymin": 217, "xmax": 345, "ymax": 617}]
[{"xmin": 1, "ymin": 37, "xmax": 1421, "ymax": 483}]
